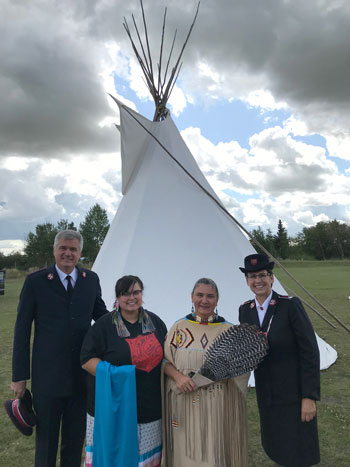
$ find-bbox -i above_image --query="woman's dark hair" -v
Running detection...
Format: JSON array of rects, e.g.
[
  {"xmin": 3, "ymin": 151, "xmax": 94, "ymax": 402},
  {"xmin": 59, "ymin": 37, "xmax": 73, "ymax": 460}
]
[
  {"xmin": 245, "ymin": 269, "xmax": 273, "ymax": 277},
  {"xmin": 115, "ymin": 275, "xmax": 144, "ymax": 298},
  {"xmin": 191, "ymin": 277, "xmax": 219, "ymax": 299}
]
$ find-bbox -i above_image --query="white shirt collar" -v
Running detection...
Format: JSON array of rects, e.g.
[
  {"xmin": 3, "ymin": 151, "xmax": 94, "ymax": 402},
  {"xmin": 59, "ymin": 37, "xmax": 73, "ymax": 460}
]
[
  {"xmin": 255, "ymin": 291, "xmax": 273, "ymax": 326},
  {"xmin": 55, "ymin": 265, "xmax": 78, "ymax": 286}
]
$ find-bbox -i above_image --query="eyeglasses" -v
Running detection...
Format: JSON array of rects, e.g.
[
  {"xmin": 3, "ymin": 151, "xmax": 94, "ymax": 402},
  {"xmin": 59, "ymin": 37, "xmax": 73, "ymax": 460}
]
[
  {"xmin": 247, "ymin": 272, "xmax": 271, "ymax": 280},
  {"xmin": 120, "ymin": 290, "xmax": 142, "ymax": 297}
]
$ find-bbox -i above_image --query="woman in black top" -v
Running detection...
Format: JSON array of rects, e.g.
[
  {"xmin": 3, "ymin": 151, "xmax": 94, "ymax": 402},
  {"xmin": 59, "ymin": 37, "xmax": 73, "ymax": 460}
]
[
  {"xmin": 238, "ymin": 254, "xmax": 320, "ymax": 467},
  {"xmin": 81, "ymin": 275, "xmax": 167, "ymax": 467}
]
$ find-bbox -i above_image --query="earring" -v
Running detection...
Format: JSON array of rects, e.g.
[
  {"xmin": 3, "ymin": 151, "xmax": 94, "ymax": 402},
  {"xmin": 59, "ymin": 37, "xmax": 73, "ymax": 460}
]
[{"xmin": 191, "ymin": 303, "xmax": 195, "ymax": 317}]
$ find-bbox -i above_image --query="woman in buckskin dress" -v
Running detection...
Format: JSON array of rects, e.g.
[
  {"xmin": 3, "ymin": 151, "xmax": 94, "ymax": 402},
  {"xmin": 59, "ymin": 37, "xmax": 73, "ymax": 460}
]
[{"xmin": 163, "ymin": 278, "xmax": 249, "ymax": 467}]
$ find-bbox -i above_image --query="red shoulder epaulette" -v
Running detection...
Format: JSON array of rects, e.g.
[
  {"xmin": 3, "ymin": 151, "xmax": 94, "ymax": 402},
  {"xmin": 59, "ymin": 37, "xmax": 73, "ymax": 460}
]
[
  {"xmin": 242, "ymin": 299, "xmax": 253, "ymax": 305},
  {"xmin": 278, "ymin": 294, "xmax": 290, "ymax": 299}
]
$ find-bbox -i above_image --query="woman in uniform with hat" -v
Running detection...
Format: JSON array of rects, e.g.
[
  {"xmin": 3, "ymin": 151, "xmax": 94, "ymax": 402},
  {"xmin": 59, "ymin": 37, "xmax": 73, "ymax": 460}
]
[{"xmin": 238, "ymin": 254, "xmax": 320, "ymax": 467}]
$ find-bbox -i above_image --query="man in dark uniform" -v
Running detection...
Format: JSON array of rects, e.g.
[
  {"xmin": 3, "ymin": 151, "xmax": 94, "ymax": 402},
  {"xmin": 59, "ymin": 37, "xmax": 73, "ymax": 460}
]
[
  {"xmin": 11, "ymin": 229, "xmax": 107, "ymax": 467},
  {"xmin": 239, "ymin": 253, "xmax": 320, "ymax": 467}
]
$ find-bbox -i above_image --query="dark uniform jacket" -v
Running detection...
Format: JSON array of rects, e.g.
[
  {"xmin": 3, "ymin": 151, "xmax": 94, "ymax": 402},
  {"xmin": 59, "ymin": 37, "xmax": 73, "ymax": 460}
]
[
  {"xmin": 12, "ymin": 264, "xmax": 107, "ymax": 397},
  {"xmin": 239, "ymin": 290, "xmax": 320, "ymax": 408}
]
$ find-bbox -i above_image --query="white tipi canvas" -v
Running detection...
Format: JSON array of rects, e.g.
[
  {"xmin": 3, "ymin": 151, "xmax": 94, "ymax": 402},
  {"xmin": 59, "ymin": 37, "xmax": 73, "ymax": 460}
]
[{"xmin": 93, "ymin": 101, "xmax": 337, "ymax": 370}]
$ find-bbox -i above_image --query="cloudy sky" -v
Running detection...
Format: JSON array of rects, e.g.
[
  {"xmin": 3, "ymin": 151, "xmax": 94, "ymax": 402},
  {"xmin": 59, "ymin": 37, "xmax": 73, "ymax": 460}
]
[{"xmin": 1, "ymin": 0, "xmax": 349, "ymax": 254}]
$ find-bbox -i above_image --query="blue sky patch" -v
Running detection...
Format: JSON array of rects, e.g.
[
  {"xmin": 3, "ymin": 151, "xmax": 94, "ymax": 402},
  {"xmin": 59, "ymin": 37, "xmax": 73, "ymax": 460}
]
[
  {"xmin": 174, "ymin": 99, "xmax": 290, "ymax": 149},
  {"xmin": 223, "ymin": 188, "xmax": 259, "ymax": 202}
]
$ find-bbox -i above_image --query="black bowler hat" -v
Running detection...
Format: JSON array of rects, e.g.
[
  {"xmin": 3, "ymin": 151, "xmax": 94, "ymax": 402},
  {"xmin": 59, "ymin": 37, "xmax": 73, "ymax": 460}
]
[
  {"xmin": 4, "ymin": 389, "xmax": 36, "ymax": 436},
  {"xmin": 239, "ymin": 254, "xmax": 275, "ymax": 274}
]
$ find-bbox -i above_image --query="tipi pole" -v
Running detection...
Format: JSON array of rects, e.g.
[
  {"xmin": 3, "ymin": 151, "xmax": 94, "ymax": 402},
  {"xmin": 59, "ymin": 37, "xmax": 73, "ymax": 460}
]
[
  {"xmin": 278, "ymin": 280, "xmax": 336, "ymax": 329},
  {"xmin": 123, "ymin": 0, "xmax": 200, "ymax": 121},
  {"xmin": 113, "ymin": 97, "xmax": 350, "ymax": 334}
]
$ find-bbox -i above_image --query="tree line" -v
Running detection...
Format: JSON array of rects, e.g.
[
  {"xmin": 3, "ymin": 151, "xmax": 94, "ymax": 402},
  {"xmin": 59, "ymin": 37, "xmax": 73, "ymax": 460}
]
[
  {"xmin": 1, "ymin": 212, "xmax": 350, "ymax": 271},
  {"xmin": 251, "ymin": 219, "xmax": 350, "ymax": 260},
  {"xmin": 0, "ymin": 204, "xmax": 110, "ymax": 270}
]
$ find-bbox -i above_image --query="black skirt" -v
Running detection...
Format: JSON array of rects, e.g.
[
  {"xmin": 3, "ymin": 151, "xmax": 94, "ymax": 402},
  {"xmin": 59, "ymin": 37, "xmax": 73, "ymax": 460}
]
[{"xmin": 259, "ymin": 403, "xmax": 320, "ymax": 467}]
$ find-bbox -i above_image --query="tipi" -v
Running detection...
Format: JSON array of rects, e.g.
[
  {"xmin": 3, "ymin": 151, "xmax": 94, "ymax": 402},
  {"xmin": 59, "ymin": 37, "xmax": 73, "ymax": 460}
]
[
  {"xmin": 93, "ymin": 2, "xmax": 337, "ymax": 370},
  {"xmin": 93, "ymin": 100, "xmax": 336, "ymax": 370}
]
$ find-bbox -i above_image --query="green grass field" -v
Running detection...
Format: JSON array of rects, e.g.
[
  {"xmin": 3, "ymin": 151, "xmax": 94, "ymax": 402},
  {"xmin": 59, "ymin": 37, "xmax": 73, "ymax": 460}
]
[{"xmin": 0, "ymin": 262, "xmax": 349, "ymax": 466}]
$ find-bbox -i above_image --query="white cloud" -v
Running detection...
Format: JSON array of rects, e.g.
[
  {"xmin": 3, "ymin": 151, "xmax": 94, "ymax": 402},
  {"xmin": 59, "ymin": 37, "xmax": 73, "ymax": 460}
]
[
  {"xmin": 325, "ymin": 133, "xmax": 350, "ymax": 160},
  {"xmin": 168, "ymin": 86, "xmax": 187, "ymax": 116},
  {"xmin": 0, "ymin": 153, "xmax": 122, "ymax": 243},
  {"xmin": 2, "ymin": 157, "xmax": 31, "ymax": 171},
  {"xmin": 293, "ymin": 211, "xmax": 330, "ymax": 227},
  {"xmin": 241, "ymin": 199, "xmax": 271, "ymax": 226},
  {"xmin": 1, "ymin": 0, "xmax": 350, "ymax": 247},
  {"xmin": 243, "ymin": 90, "xmax": 288, "ymax": 111},
  {"xmin": 283, "ymin": 116, "xmax": 310, "ymax": 137},
  {"xmin": 180, "ymin": 119, "xmax": 349, "ymax": 235},
  {"xmin": 0, "ymin": 240, "xmax": 26, "ymax": 255}
]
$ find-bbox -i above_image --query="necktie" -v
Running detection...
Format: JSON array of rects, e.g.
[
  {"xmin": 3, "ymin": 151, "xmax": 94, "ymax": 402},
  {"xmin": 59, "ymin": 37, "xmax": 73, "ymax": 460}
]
[{"xmin": 66, "ymin": 275, "xmax": 73, "ymax": 300}]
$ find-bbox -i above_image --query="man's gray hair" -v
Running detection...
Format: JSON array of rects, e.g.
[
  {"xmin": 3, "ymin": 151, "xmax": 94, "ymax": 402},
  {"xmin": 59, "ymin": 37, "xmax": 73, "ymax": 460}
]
[
  {"xmin": 191, "ymin": 277, "xmax": 219, "ymax": 299},
  {"xmin": 53, "ymin": 230, "xmax": 83, "ymax": 251}
]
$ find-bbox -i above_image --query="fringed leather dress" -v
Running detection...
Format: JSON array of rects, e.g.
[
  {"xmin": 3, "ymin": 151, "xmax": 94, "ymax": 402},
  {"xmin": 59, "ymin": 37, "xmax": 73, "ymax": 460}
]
[{"xmin": 163, "ymin": 314, "xmax": 249, "ymax": 467}]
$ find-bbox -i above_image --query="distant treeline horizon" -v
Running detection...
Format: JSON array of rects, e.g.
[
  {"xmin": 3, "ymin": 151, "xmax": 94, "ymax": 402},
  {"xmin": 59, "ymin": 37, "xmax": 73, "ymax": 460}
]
[{"xmin": 1, "ymin": 216, "xmax": 350, "ymax": 271}]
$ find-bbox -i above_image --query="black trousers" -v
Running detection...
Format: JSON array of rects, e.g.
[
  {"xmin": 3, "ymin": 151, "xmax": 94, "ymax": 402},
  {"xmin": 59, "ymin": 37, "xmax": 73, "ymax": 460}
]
[{"xmin": 33, "ymin": 393, "xmax": 86, "ymax": 467}]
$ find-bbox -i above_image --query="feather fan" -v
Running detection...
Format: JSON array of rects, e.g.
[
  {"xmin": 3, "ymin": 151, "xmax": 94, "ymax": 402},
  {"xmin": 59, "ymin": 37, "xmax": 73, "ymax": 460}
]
[{"xmin": 191, "ymin": 323, "xmax": 268, "ymax": 387}]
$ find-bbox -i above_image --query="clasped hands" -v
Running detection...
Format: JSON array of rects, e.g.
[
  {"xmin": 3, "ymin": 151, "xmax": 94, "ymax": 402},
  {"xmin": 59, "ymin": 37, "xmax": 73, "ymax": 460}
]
[{"xmin": 174, "ymin": 373, "xmax": 197, "ymax": 393}]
